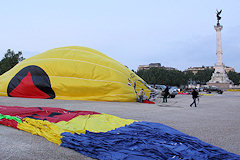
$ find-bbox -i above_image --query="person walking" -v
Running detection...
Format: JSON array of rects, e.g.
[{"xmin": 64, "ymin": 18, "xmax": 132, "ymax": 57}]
[
  {"xmin": 163, "ymin": 86, "xmax": 169, "ymax": 103},
  {"xmin": 190, "ymin": 89, "xmax": 199, "ymax": 107},
  {"xmin": 138, "ymin": 89, "xmax": 145, "ymax": 103}
]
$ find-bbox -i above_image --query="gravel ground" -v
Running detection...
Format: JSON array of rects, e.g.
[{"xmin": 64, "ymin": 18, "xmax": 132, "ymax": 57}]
[{"xmin": 0, "ymin": 91, "xmax": 240, "ymax": 159}]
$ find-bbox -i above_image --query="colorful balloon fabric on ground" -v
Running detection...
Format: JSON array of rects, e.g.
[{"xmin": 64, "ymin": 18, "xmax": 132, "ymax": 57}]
[
  {"xmin": 0, "ymin": 46, "xmax": 151, "ymax": 102},
  {"xmin": 0, "ymin": 105, "xmax": 240, "ymax": 159}
]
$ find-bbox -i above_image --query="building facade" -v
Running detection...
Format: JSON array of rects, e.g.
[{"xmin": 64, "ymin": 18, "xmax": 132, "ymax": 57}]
[
  {"xmin": 137, "ymin": 63, "xmax": 176, "ymax": 71},
  {"xmin": 185, "ymin": 66, "xmax": 234, "ymax": 75}
]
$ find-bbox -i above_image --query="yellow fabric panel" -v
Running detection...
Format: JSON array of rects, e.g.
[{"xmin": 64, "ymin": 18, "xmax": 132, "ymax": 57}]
[
  {"xmin": 226, "ymin": 89, "xmax": 240, "ymax": 92},
  {"xmin": 27, "ymin": 47, "xmax": 127, "ymax": 71},
  {"xmin": 199, "ymin": 93, "xmax": 214, "ymax": 96},
  {"xmin": 19, "ymin": 58, "xmax": 129, "ymax": 82},
  {"xmin": 0, "ymin": 46, "xmax": 151, "ymax": 102},
  {"xmin": 17, "ymin": 118, "xmax": 64, "ymax": 145},
  {"xmin": 50, "ymin": 76, "xmax": 136, "ymax": 101},
  {"xmin": 0, "ymin": 77, "xmax": 10, "ymax": 96},
  {"xmin": 17, "ymin": 114, "xmax": 136, "ymax": 145},
  {"xmin": 24, "ymin": 47, "xmax": 131, "ymax": 78},
  {"xmin": 55, "ymin": 113, "xmax": 136, "ymax": 134}
]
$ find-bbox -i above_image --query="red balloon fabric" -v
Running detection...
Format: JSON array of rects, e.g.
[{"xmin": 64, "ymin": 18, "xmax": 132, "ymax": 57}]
[{"xmin": 0, "ymin": 105, "xmax": 100, "ymax": 123}]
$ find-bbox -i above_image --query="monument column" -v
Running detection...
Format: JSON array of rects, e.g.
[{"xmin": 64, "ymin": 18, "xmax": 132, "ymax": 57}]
[
  {"xmin": 207, "ymin": 10, "xmax": 231, "ymax": 89},
  {"xmin": 215, "ymin": 25, "xmax": 223, "ymax": 65},
  {"xmin": 214, "ymin": 25, "xmax": 225, "ymax": 73}
]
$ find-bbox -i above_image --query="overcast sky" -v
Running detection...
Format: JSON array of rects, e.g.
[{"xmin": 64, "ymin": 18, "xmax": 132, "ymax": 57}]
[{"xmin": 1, "ymin": 1, "xmax": 239, "ymax": 72}]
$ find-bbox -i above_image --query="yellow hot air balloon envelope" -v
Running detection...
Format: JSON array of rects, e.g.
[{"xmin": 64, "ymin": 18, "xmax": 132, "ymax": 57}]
[{"xmin": 0, "ymin": 46, "xmax": 151, "ymax": 102}]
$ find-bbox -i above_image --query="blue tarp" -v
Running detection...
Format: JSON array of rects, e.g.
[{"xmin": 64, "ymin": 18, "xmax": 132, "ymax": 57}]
[{"xmin": 61, "ymin": 121, "xmax": 240, "ymax": 160}]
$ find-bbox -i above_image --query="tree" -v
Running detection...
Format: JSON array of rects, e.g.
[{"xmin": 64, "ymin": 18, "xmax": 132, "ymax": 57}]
[
  {"xmin": 137, "ymin": 68, "xmax": 187, "ymax": 86},
  {"xmin": 183, "ymin": 71, "xmax": 194, "ymax": 84},
  {"xmin": 0, "ymin": 49, "xmax": 25, "ymax": 75},
  {"xmin": 227, "ymin": 71, "xmax": 240, "ymax": 85},
  {"xmin": 194, "ymin": 69, "xmax": 214, "ymax": 84},
  {"xmin": 136, "ymin": 67, "xmax": 215, "ymax": 87}
]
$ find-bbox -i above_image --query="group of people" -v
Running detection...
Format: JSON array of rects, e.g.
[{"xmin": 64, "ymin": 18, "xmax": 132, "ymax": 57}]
[{"xmin": 138, "ymin": 87, "xmax": 199, "ymax": 107}]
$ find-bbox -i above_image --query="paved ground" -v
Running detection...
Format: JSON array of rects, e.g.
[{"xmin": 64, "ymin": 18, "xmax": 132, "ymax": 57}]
[{"xmin": 0, "ymin": 91, "xmax": 240, "ymax": 159}]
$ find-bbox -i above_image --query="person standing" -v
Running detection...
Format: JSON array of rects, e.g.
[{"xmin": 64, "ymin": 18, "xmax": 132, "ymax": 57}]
[
  {"xmin": 163, "ymin": 86, "xmax": 169, "ymax": 103},
  {"xmin": 138, "ymin": 89, "xmax": 145, "ymax": 103},
  {"xmin": 190, "ymin": 89, "xmax": 199, "ymax": 107}
]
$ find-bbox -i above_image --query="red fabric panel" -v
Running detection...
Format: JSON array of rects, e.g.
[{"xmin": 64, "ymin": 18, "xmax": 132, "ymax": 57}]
[
  {"xmin": 9, "ymin": 72, "xmax": 50, "ymax": 99},
  {"xmin": 142, "ymin": 100, "xmax": 155, "ymax": 104},
  {"xmin": 0, "ymin": 106, "xmax": 100, "ymax": 123},
  {"xmin": 178, "ymin": 92, "xmax": 190, "ymax": 95},
  {"xmin": 0, "ymin": 119, "xmax": 18, "ymax": 128}
]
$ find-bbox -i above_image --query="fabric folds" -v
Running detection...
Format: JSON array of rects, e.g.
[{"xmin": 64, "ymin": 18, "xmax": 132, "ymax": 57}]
[
  {"xmin": 1, "ymin": 105, "xmax": 240, "ymax": 159},
  {"xmin": 61, "ymin": 122, "xmax": 240, "ymax": 160}
]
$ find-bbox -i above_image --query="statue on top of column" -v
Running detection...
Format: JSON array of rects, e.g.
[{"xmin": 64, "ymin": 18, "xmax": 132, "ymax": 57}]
[{"xmin": 216, "ymin": 9, "xmax": 222, "ymax": 26}]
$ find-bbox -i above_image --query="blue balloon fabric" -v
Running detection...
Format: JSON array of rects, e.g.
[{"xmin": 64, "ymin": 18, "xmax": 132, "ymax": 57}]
[{"xmin": 61, "ymin": 122, "xmax": 240, "ymax": 160}]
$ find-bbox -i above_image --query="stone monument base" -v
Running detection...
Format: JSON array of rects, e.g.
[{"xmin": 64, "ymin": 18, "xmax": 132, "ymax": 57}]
[{"xmin": 206, "ymin": 82, "xmax": 230, "ymax": 90}]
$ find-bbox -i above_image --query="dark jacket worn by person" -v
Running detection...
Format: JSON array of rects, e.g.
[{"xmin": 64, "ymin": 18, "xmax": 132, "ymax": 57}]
[
  {"xmin": 192, "ymin": 90, "xmax": 198, "ymax": 98},
  {"xmin": 164, "ymin": 87, "xmax": 169, "ymax": 97}
]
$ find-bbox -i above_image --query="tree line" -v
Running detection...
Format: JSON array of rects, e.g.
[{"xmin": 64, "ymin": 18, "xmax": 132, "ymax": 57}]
[{"xmin": 136, "ymin": 67, "xmax": 240, "ymax": 87}]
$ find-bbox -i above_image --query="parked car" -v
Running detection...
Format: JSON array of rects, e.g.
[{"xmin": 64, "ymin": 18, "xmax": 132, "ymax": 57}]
[
  {"xmin": 168, "ymin": 87, "xmax": 178, "ymax": 98},
  {"xmin": 203, "ymin": 86, "xmax": 223, "ymax": 94},
  {"xmin": 152, "ymin": 84, "xmax": 164, "ymax": 90}
]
